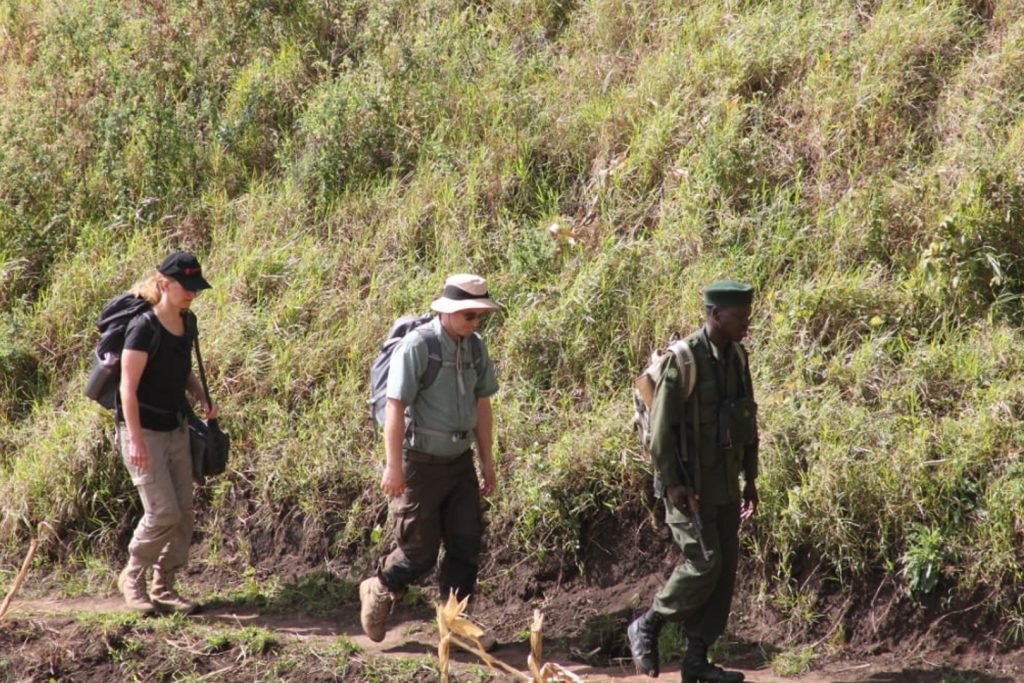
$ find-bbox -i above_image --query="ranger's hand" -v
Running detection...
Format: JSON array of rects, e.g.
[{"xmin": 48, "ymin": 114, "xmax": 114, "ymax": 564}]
[
  {"xmin": 666, "ymin": 484, "xmax": 697, "ymax": 517},
  {"xmin": 741, "ymin": 479, "xmax": 759, "ymax": 520},
  {"xmin": 380, "ymin": 463, "xmax": 406, "ymax": 498}
]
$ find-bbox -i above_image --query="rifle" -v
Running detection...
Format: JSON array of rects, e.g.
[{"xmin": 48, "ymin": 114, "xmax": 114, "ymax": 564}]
[{"xmin": 675, "ymin": 439, "xmax": 713, "ymax": 562}]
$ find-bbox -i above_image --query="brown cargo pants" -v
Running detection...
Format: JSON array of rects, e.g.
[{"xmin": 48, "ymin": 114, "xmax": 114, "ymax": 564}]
[{"xmin": 377, "ymin": 449, "xmax": 483, "ymax": 600}]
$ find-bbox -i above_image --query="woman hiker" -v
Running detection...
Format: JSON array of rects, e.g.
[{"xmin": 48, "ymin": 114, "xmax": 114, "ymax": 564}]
[{"xmin": 116, "ymin": 251, "xmax": 219, "ymax": 614}]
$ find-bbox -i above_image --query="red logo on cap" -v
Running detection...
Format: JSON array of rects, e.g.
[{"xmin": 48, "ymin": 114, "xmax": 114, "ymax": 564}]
[{"xmin": 184, "ymin": 267, "xmax": 200, "ymax": 275}]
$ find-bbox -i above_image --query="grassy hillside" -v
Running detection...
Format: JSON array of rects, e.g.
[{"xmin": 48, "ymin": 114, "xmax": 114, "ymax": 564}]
[{"xmin": 2, "ymin": 0, "xmax": 1023, "ymax": 646}]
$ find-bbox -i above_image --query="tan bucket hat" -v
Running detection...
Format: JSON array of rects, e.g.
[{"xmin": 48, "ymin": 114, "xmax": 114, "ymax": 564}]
[{"xmin": 430, "ymin": 274, "xmax": 502, "ymax": 313}]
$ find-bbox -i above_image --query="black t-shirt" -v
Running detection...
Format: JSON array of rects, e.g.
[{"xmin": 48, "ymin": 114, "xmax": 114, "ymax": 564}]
[{"xmin": 116, "ymin": 312, "xmax": 193, "ymax": 431}]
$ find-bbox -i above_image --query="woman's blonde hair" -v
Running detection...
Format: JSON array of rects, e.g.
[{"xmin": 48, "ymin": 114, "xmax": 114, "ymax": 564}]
[{"xmin": 129, "ymin": 272, "xmax": 169, "ymax": 305}]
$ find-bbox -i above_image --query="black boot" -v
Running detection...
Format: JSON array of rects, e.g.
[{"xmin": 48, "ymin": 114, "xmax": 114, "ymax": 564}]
[
  {"xmin": 682, "ymin": 637, "xmax": 744, "ymax": 683},
  {"xmin": 627, "ymin": 609, "xmax": 664, "ymax": 677}
]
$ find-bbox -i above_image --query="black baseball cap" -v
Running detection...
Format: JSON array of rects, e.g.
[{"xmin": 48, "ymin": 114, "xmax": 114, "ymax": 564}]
[{"xmin": 157, "ymin": 251, "xmax": 212, "ymax": 292}]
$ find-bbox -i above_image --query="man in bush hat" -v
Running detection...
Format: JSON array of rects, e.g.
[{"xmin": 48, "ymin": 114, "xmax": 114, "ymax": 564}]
[
  {"xmin": 360, "ymin": 274, "xmax": 502, "ymax": 644},
  {"xmin": 628, "ymin": 279, "xmax": 760, "ymax": 682}
]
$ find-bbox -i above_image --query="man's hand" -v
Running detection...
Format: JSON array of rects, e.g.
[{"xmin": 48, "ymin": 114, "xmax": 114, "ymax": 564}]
[
  {"xmin": 741, "ymin": 479, "xmax": 759, "ymax": 521},
  {"xmin": 479, "ymin": 457, "xmax": 496, "ymax": 496},
  {"xmin": 666, "ymin": 483, "xmax": 698, "ymax": 517},
  {"xmin": 381, "ymin": 463, "xmax": 406, "ymax": 498}
]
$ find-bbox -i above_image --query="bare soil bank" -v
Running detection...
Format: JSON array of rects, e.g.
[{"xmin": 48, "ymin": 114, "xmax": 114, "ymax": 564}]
[{"xmin": 2, "ymin": 507, "xmax": 1020, "ymax": 681}]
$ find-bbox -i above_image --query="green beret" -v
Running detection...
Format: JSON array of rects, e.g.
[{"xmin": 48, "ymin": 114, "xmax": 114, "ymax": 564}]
[{"xmin": 703, "ymin": 279, "xmax": 754, "ymax": 307}]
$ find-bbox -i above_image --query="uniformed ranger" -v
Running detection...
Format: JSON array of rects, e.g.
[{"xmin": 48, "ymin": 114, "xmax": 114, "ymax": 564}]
[{"xmin": 628, "ymin": 280, "xmax": 759, "ymax": 683}]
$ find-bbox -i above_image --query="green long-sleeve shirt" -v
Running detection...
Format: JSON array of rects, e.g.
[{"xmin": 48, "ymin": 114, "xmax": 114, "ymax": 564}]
[{"xmin": 648, "ymin": 330, "xmax": 758, "ymax": 507}]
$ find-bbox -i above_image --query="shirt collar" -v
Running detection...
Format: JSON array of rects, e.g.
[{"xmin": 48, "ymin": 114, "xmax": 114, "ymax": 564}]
[
  {"xmin": 432, "ymin": 316, "xmax": 471, "ymax": 350},
  {"xmin": 702, "ymin": 327, "xmax": 723, "ymax": 360}
]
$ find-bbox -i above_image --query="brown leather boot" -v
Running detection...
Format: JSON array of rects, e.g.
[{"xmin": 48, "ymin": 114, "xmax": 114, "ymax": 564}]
[
  {"xmin": 150, "ymin": 568, "xmax": 197, "ymax": 615},
  {"xmin": 359, "ymin": 577, "xmax": 396, "ymax": 642},
  {"xmin": 117, "ymin": 559, "xmax": 154, "ymax": 614}
]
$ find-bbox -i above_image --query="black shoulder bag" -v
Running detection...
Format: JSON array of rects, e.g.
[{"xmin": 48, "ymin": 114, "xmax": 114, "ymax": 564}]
[{"xmin": 187, "ymin": 314, "xmax": 230, "ymax": 483}]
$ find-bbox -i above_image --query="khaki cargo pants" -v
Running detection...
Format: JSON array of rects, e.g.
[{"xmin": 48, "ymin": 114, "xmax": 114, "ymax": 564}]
[
  {"xmin": 377, "ymin": 449, "xmax": 483, "ymax": 600},
  {"xmin": 118, "ymin": 423, "xmax": 194, "ymax": 572}
]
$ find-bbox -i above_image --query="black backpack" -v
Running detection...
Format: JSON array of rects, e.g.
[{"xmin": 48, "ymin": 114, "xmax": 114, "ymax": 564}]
[
  {"xmin": 84, "ymin": 293, "xmax": 160, "ymax": 410},
  {"xmin": 367, "ymin": 315, "xmax": 481, "ymax": 428}
]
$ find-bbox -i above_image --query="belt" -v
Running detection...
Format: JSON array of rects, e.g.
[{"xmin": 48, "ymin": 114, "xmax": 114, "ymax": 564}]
[
  {"xmin": 403, "ymin": 449, "xmax": 473, "ymax": 464},
  {"xmin": 413, "ymin": 425, "xmax": 474, "ymax": 443}
]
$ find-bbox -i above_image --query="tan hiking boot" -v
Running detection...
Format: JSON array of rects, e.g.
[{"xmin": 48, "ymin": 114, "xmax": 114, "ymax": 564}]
[
  {"xmin": 118, "ymin": 561, "xmax": 154, "ymax": 614},
  {"xmin": 359, "ymin": 577, "xmax": 395, "ymax": 642},
  {"xmin": 150, "ymin": 569, "xmax": 197, "ymax": 615}
]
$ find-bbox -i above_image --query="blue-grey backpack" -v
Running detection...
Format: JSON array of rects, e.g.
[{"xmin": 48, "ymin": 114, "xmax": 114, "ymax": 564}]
[{"xmin": 367, "ymin": 315, "xmax": 481, "ymax": 429}]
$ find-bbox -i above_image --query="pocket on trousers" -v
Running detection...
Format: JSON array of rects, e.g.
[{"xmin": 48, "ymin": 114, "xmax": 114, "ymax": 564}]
[
  {"xmin": 126, "ymin": 465, "xmax": 155, "ymax": 487},
  {"xmin": 118, "ymin": 429, "xmax": 155, "ymax": 486},
  {"xmin": 392, "ymin": 500, "xmax": 422, "ymax": 548},
  {"xmin": 389, "ymin": 499, "xmax": 420, "ymax": 517}
]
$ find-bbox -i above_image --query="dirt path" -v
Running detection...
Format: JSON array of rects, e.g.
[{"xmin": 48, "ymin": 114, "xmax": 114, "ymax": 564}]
[{"xmin": 6, "ymin": 596, "xmax": 1018, "ymax": 682}]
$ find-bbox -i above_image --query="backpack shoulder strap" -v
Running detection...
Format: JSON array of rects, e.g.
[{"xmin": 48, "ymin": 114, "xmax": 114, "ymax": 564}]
[
  {"xmin": 415, "ymin": 325, "xmax": 443, "ymax": 391},
  {"xmin": 112, "ymin": 308, "xmax": 162, "ymax": 414},
  {"xmin": 190, "ymin": 312, "xmax": 213, "ymax": 407},
  {"xmin": 666, "ymin": 339, "xmax": 696, "ymax": 399},
  {"xmin": 142, "ymin": 309, "xmax": 161, "ymax": 357},
  {"xmin": 469, "ymin": 332, "xmax": 482, "ymax": 368},
  {"xmin": 732, "ymin": 341, "xmax": 752, "ymax": 395},
  {"xmin": 732, "ymin": 341, "xmax": 747, "ymax": 368}
]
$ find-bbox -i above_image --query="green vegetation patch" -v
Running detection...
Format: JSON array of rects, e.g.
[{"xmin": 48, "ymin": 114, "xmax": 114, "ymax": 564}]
[{"xmin": 2, "ymin": 0, "xmax": 1024, "ymax": 643}]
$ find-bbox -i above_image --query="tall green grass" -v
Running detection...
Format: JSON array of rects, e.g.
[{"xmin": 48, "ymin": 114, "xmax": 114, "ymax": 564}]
[{"xmin": 2, "ymin": 0, "xmax": 1024, "ymax": 639}]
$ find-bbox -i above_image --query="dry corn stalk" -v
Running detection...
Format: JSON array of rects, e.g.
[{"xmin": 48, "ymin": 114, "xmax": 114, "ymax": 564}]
[
  {"xmin": 435, "ymin": 595, "xmax": 585, "ymax": 682},
  {"xmin": 437, "ymin": 600, "xmax": 451, "ymax": 683},
  {"xmin": 436, "ymin": 593, "xmax": 528, "ymax": 681},
  {"xmin": 437, "ymin": 592, "xmax": 485, "ymax": 649},
  {"xmin": 539, "ymin": 663, "xmax": 584, "ymax": 682},
  {"xmin": 530, "ymin": 609, "xmax": 544, "ymax": 663}
]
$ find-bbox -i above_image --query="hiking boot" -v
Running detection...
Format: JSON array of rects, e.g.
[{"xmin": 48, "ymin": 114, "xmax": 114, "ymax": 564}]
[
  {"xmin": 359, "ymin": 577, "xmax": 395, "ymax": 642},
  {"xmin": 682, "ymin": 637, "xmax": 744, "ymax": 683},
  {"xmin": 627, "ymin": 609, "xmax": 664, "ymax": 677},
  {"xmin": 150, "ymin": 569, "xmax": 197, "ymax": 615},
  {"xmin": 117, "ymin": 560, "xmax": 154, "ymax": 614},
  {"xmin": 681, "ymin": 661, "xmax": 745, "ymax": 683}
]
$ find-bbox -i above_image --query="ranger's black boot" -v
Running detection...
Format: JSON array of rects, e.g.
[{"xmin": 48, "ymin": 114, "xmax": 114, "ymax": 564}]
[
  {"xmin": 682, "ymin": 637, "xmax": 744, "ymax": 683},
  {"xmin": 627, "ymin": 608, "xmax": 664, "ymax": 677}
]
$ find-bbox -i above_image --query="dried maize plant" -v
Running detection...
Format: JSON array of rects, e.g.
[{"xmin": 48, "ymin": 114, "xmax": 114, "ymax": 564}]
[
  {"xmin": 527, "ymin": 610, "xmax": 584, "ymax": 681},
  {"xmin": 435, "ymin": 595, "xmax": 583, "ymax": 682}
]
